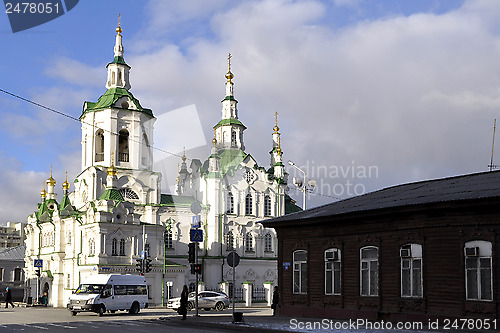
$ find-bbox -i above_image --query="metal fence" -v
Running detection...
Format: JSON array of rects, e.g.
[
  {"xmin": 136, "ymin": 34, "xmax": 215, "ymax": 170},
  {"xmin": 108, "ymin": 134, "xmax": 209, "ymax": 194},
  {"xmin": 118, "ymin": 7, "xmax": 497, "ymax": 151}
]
[{"xmin": 252, "ymin": 287, "xmax": 266, "ymax": 302}]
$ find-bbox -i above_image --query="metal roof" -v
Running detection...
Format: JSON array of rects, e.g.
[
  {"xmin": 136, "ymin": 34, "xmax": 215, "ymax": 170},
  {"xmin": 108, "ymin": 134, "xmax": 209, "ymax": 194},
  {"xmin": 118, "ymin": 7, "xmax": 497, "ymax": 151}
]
[
  {"xmin": 0, "ymin": 245, "xmax": 25, "ymax": 261},
  {"xmin": 262, "ymin": 170, "xmax": 500, "ymax": 225}
]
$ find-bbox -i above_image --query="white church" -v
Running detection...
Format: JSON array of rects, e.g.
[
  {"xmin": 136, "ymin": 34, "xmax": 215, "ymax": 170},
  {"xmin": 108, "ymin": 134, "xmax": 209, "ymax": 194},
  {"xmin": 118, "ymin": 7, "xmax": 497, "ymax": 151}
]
[{"xmin": 24, "ymin": 22, "xmax": 300, "ymax": 307}]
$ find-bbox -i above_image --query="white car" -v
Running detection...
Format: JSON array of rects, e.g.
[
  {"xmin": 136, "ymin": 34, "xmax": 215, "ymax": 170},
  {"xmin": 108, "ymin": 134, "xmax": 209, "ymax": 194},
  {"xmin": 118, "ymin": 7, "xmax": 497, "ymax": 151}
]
[{"xmin": 167, "ymin": 291, "xmax": 229, "ymax": 312}]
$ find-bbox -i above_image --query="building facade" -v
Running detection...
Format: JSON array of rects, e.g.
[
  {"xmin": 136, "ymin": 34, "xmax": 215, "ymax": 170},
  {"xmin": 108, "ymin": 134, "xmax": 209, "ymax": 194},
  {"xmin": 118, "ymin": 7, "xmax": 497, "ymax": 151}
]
[
  {"xmin": 0, "ymin": 222, "xmax": 25, "ymax": 249},
  {"xmin": 24, "ymin": 23, "xmax": 299, "ymax": 308},
  {"xmin": 263, "ymin": 171, "xmax": 500, "ymax": 322}
]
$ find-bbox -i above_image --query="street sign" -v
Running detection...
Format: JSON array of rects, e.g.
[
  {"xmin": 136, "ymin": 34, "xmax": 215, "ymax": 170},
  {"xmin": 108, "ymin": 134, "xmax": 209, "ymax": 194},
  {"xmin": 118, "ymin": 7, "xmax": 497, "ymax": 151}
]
[
  {"xmin": 190, "ymin": 201, "xmax": 202, "ymax": 215},
  {"xmin": 227, "ymin": 252, "xmax": 240, "ymax": 268},
  {"xmin": 34, "ymin": 259, "xmax": 43, "ymax": 268},
  {"xmin": 192, "ymin": 215, "xmax": 201, "ymax": 228},
  {"xmin": 141, "ymin": 251, "xmax": 146, "ymax": 259},
  {"xmin": 190, "ymin": 229, "xmax": 203, "ymax": 242}
]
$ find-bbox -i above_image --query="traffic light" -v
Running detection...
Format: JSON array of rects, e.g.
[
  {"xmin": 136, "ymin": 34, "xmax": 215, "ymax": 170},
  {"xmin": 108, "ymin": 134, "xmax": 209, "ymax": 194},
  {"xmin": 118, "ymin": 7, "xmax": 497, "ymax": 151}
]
[
  {"xmin": 190, "ymin": 263, "xmax": 202, "ymax": 274},
  {"xmin": 145, "ymin": 259, "xmax": 152, "ymax": 273},
  {"xmin": 135, "ymin": 259, "xmax": 143, "ymax": 274},
  {"xmin": 35, "ymin": 269, "xmax": 41, "ymax": 277},
  {"xmin": 188, "ymin": 242, "xmax": 195, "ymax": 263}
]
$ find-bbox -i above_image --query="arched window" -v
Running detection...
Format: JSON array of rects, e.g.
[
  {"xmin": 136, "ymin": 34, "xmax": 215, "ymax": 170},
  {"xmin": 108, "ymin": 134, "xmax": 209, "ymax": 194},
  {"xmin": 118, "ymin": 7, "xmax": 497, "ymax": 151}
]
[
  {"xmin": 118, "ymin": 129, "xmax": 129, "ymax": 162},
  {"xmin": 264, "ymin": 233, "xmax": 273, "ymax": 252},
  {"xmin": 164, "ymin": 230, "xmax": 173, "ymax": 249},
  {"xmin": 245, "ymin": 233, "xmax": 253, "ymax": 252},
  {"xmin": 400, "ymin": 244, "xmax": 423, "ymax": 298},
  {"xmin": 325, "ymin": 248, "xmax": 341, "ymax": 295},
  {"xmin": 226, "ymin": 231, "xmax": 235, "ymax": 251},
  {"xmin": 245, "ymin": 193, "xmax": 253, "ymax": 215},
  {"xmin": 95, "ymin": 129, "xmax": 104, "ymax": 162},
  {"xmin": 465, "ymin": 240, "xmax": 492, "ymax": 301},
  {"xmin": 142, "ymin": 133, "xmax": 151, "ymax": 166},
  {"xmin": 111, "ymin": 238, "xmax": 118, "ymax": 256},
  {"xmin": 226, "ymin": 192, "xmax": 234, "ymax": 214},
  {"xmin": 264, "ymin": 195, "xmax": 272, "ymax": 216},
  {"xmin": 293, "ymin": 250, "xmax": 307, "ymax": 294},
  {"xmin": 119, "ymin": 188, "xmax": 139, "ymax": 200},
  {"xmin": 231, "ymin": 130, "xmax": 237, "ymax": 147},
  {"xmin": 119, "ymin": 238, "xmax": 126, "ymax": 256},
  {"xmin": 360, "ymin": 246, "xmax": 378, "ymax": 296}
]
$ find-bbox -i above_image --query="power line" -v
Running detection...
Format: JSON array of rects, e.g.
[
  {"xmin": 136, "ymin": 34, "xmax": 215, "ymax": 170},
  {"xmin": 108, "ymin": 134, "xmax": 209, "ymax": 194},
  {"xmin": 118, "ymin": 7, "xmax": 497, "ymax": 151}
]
[{"xmin": 0, "ymin": 88, "xmax": 186, "ymax": 161}]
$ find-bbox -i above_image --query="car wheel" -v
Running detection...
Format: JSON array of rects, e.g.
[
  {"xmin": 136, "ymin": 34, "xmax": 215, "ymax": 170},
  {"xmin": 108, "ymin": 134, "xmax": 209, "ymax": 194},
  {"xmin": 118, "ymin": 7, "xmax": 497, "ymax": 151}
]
[
  {"xmin": 98, "ymin": 305, "xmax": 105, "ymax": 317},
  {"xmin": 186, "ymin": 302, "xmax": 193, "ymax": 311},
  {"xmin": 129, "ymin": 302, "xmax": 140, "ymax": 314},
  {"xmin": 71, "ymin": 311, "xmax": 77, "ymax": 316},
  {"xmin": 215, "ymin": 302, "xmax": 224, "ymax": 311}
]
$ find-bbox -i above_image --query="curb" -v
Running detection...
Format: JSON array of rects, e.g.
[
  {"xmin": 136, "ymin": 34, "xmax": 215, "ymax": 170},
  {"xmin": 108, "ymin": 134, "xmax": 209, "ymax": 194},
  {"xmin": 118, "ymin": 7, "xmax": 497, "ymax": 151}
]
[{"xmin": 157, "ymin": 316, "xmax": 290, "ymax": 333}]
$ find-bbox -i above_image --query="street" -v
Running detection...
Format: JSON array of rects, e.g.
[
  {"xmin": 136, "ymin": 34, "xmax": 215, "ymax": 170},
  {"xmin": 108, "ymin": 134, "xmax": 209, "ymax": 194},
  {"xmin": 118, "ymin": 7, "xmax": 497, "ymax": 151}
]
[{"xmin": 0, "ymin": 306, "xmax": 273, "ymax": 332}]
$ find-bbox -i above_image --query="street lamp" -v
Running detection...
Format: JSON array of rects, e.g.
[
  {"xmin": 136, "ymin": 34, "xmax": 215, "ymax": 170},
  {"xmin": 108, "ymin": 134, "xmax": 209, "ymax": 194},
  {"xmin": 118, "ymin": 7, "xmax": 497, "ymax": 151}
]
[{"xmin": 287, "ymin": 160, "xmax": 316, "ymax": 210}]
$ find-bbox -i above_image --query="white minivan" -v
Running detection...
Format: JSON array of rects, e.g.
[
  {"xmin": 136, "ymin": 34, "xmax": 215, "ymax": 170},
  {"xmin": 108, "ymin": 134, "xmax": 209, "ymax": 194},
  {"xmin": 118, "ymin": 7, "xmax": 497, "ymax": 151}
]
[{"xmin": 67, "ymin": 274, "xmax": 148, "ymax": 316}]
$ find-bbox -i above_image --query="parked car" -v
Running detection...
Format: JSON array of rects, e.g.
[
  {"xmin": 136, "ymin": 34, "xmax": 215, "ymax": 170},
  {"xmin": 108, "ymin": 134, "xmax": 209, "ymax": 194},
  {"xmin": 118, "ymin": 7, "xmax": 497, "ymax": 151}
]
[{"xmin": 167, "ymin": 291, "xmax": 229, "ymax": 312}]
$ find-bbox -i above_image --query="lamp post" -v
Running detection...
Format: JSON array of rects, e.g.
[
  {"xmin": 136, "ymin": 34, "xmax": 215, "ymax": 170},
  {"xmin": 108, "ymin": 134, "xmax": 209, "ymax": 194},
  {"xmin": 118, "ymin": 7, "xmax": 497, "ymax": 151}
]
[{"xmin": 288, "ymin": 160, "xmax": 315, "ymax": 210}]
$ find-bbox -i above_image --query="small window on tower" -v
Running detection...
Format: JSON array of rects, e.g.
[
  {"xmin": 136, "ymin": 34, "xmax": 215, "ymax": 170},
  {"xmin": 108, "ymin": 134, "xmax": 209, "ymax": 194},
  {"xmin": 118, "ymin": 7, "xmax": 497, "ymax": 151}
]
[{"xmin": 121, "ymin": 101, "xmax": 129, "ymax": 109}]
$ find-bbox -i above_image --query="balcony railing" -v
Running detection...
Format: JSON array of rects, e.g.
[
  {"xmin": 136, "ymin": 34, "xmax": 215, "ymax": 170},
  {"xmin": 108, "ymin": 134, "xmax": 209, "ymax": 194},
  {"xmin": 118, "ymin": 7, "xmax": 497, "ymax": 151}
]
[{"xmin": 118, "ymin": 152, "xmax": 129, "ymax": 162}]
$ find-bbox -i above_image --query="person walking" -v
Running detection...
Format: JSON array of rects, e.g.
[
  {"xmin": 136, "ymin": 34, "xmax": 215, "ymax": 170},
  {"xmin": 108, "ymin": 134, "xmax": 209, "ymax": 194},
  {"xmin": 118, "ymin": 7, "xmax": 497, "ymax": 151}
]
[
  {"xmin": 179, "ymin": 285, "xmax": 189, "ymax": 320},
  {"xmin": 271, "ymin": 286, "xmax": 279, "ymax": 316},
  {"xmin": 5, "ymin": 287, "xmax": 14, "ymax": 308}
]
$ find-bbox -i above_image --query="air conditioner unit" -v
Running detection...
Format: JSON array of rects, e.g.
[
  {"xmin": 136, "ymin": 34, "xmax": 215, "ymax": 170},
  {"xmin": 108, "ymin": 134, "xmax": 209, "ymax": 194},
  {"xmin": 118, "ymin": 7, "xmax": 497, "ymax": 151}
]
[
  {"xmin": 325, "ymin": 250, "xmax": 339, "ymax": 261},
  {"xmin": 465, "ymin": 247, "xmax": 479, "ymax": 257},
  {"xmin": 400, "ymin": 248, "xmax": 411, "ymax": 258}
]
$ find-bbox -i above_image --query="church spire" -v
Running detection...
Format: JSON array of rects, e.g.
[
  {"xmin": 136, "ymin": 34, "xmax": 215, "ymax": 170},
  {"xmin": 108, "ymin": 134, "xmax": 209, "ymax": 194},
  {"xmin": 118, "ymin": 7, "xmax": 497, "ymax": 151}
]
[
  {"xmin": 213, "ymin": 53, "xmax": 246, "ymax": 151},
  {"xmin": 106, "ymin": 14, "xmax": 131, "ymax": 90},
  {"xmin": 271, "ymin": 112, "xmax": 285, "ymax": 179}
]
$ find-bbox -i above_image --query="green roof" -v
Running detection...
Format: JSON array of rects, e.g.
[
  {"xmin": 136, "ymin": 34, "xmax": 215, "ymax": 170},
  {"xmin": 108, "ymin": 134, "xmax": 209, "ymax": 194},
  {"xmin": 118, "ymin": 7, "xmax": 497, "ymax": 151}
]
[
  {"xmin": 99, "ymin": 188, "xmax": 124, "ymax": 202},
  {"xmin": 160, "ymin": 194, "xmax": 198, "ymax": 207},
  {"xmin": 107, "ymin": 56, "xmax": 130, "ymax": 67},
  {"xmin": 213, "ymin": 118, "xmax": 247, "ymax": 130},
  {"xmin": 59, "ymin": 195, "xmax": 72, "ymax": 211},
  {"xmin": 221, "ymin": 95, "xmax": 238, "ymax": 102},
  {"xmin": 81, "ymin": 87, "xmax": 154, "ymax": 118},
  {"xmin": 217, "ymin": 149, "xmax": 248, "ymax": 176},
  {"xmin": 285, "ymin": 194, "xmax": 302, "ymax": 214}
]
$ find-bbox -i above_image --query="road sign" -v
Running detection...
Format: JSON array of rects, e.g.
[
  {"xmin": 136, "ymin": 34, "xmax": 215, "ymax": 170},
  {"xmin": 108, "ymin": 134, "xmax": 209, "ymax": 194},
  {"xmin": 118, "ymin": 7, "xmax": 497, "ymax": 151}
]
[
  {"xmin": 141, "ymin": 251, "xmax": 146, "ymax": 259},
  {"xmin": 34, "ymin": 259, "xmax": 43, "ymax": 268},
  {"xmin": 190, "ymin": 201, "xmax": 202, "ymax": 215},
  {"xmin": 190, "ymin": 229, "xmax": 203, "ymax": 242},
  {"xmin": 227, "ymin": 252, "xmax": 240, "ymax": 268},
  {"xmin": 192, "ymin": 215, "xmax": 201, "ymax": 228}
]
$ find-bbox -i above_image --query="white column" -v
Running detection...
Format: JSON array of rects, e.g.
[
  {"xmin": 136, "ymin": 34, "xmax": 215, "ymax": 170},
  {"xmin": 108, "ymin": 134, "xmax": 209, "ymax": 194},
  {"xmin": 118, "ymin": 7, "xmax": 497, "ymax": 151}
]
[
  {"xmin": 219, "ymin": 281, "xmax": 229, "ymax": 295},
  {"xmin": 242, "ymin": 282, "xmax": 252, "ymax": 307},
  {"xmin": 198, "ymin": 281, "xmax": 205, "ymax": 292},
  {"xmin": 263, "ymin": 282, "xmax": 274, "ymax": 307}
]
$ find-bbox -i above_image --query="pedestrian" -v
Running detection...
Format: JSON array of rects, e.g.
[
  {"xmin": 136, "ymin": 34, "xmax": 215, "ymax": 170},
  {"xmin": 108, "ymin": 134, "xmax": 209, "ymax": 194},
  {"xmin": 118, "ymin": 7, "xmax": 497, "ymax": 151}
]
[
  {"xmin": 271, "ymin": 286, "xmax": 279, "ymax": 316},
  {"xmin": 5, "ymin": 287, "xmax": 14, "ymax": 308},
  {"xmin": 179, "ymin": 285, "xmax": 189, "ymax": 320}
]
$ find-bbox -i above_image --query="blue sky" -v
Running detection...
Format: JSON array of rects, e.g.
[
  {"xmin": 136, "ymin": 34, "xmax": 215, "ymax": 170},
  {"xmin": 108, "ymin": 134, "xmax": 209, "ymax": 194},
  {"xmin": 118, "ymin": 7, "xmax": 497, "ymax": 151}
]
[{"xmin": 4, "ymin": 0, "xmax": 500, "ymax": 223}]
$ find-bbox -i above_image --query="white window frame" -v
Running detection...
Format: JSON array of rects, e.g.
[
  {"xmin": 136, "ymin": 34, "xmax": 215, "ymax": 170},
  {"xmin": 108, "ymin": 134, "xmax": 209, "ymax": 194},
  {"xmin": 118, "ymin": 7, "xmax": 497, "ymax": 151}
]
[
  {"xmin": 264, "ymin": 195, "xmax": 272, "ymax": 217},
  {"xmin": 293, "ymin": 250, "xmax": 308, "ymax": 294},
  {"xmin": 400, "ymin": 244, "xmax": 423, "ymax": 298},
  {"xmin": 89, "ymin": 238, "xmax": 95, "ymax": 256},
  {"xmin": 226, "ymin": 231, "xmax": 235, "ymax": 251},
  {"xmin": 360, "ymin": 246, "xmax": 378, "ymax": 296},
  {"xmin": 227, "ymin": 192, "xmax": 234, "ymax": 214},
  {"xmin": 264, "ymin": 233, "xmax": 273, "ymax": 252},
  {"xmin": 465, "ymin": 240, "xmax": 493, "ymax": 301},
  {"xmin": 119, "ymin": 238, "xmax": 126, "ymax": 256},
  {"xmin": 111, "ymin": 238, "xmax": 118, "ymax": 256},
  {"xmin": 165, "ymin": 230, "xmax": 173, "ymax": 249},
  {"xmin": 245, "ymin": 193, "xmax": 253, "ymax": 215},
  {"xmin": 324, "ymin": 248, "xmax": 341, "ymax": 295},
  {"xmin": 245, "ymin": 233, "xmax": 254, "ymax": 252}
]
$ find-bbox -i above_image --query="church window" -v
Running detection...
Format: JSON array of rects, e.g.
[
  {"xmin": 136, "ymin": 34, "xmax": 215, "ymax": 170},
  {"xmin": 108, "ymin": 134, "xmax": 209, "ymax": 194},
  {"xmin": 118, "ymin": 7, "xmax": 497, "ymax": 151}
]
[
  {"xmin": 226, "ymin": 192, "xmax": 234, "ymax": 214},
  {"xmin": 119, "ymin": 238, "xmax": 126, "ymax": 256},
  {"xmin": 89, "ymin": 238, "xmax": 95, "ymax": 256},
  {"xmin": 245, "ymin": 170, "xmax": 253, "ymax": 183},
  {"xmin": 118, "ymin": 129, "xmax": 129, "ymax": 162},
  {"xmin": 164, "ymin": 230, "xmax": 173, "ymax": 249},
  {"xmin": 245, "ymin": 233, "xmax": 254, "ymax": 252},
  {"xmin": 264, "ymin": 195, "xmax": 272, "ymax": 216},
  {"xmin": 119, "ymin": 188, "xmax": 139, "ymax": 200},
  {"xmin": 117, "ymin": 70, "xmax": 122, "ymax": 86},
  {"xmin": 112, "ymin": 238, "xmax": 118, "ymax": 256},
  {"xmin": 95, "ymin": 129, "xmax": 104, "ymax": 162},
  {"xmin": 142, "ymin": 133, "xmax": 151, "ymax": 166},
  {"xmin": 264, "ymin": 233, "xmax": 273, "ymax": 252},
  {"xmin": 231, "ymin": 130, "xmax": 237, "ymax": 147},
  {"xmin": 245, "ymin": 193, "xmax": 253, "ymax": 215},
  {"xmin": 226, "ymin": 231, "xmax": 235, "ymax": 251}
]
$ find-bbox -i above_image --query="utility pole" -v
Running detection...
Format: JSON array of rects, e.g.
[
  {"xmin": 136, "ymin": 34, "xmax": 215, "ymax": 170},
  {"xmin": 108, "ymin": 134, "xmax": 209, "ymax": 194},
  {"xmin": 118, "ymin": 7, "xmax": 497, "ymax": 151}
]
[{"xmin": 489, "ymin": 119, "xmax": 497, "ymax": 171}]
